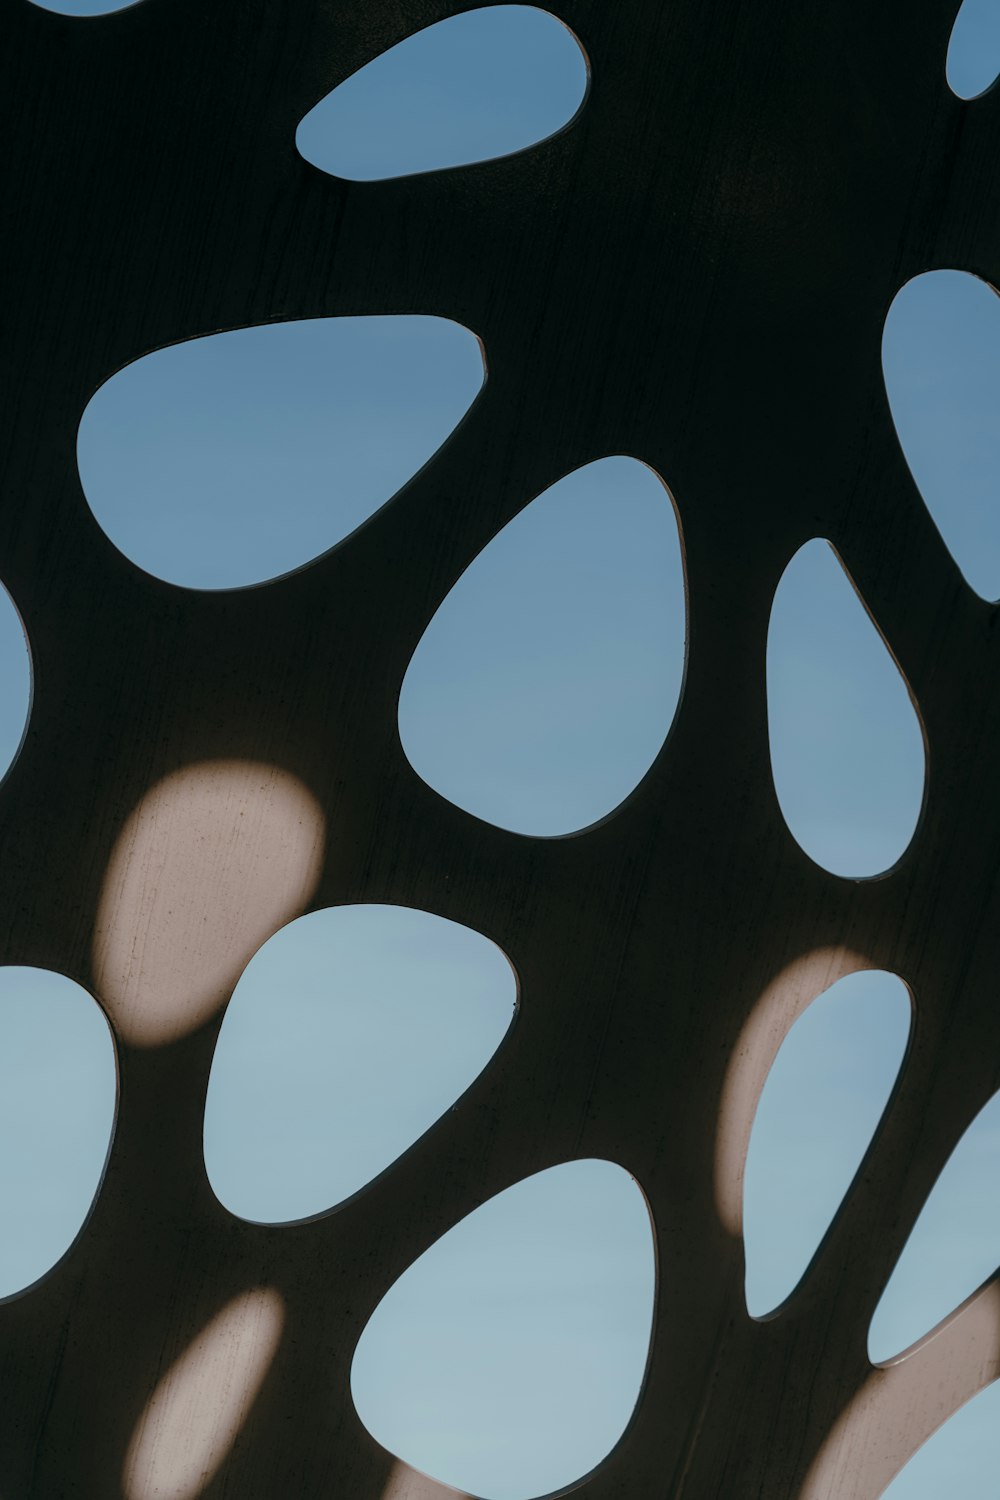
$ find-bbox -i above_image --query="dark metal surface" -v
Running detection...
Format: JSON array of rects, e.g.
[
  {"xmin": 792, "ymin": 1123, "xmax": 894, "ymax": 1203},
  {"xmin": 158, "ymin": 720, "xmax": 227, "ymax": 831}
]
[{"xmin": 1, "ymin": 1, "xmax": 999, "ymax": 1494}]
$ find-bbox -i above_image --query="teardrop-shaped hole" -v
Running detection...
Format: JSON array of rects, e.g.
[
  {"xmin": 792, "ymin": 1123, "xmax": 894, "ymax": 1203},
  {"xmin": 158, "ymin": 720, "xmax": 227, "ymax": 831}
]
[
  {"xmin": 743, "ymin": 970, "xmax": 911, "ymax": 1316},
  {"xmin": 869, "ymin": 1085, "xmax": 1000, "ymax": 1361},
  {"xmin": 0, "ymin": 581, "xmax": 31, "ymax": 785},
  {"xmin": 946, "ymin": 0, "xmax": 1000, "ymax": 99},
  {"xmin": 880, "ymin": 1377, "xmax": 1000, "ymax": 1498},
  {"xmin": 767, "ymin": 538, "xmax": 925, "ymax": 877},
  {"xmin": 883, "ymin": 271, "xmax": 1000, "ymax": 599},
  {"xmin": 0, "ymin": 966, "xmax": 117, "ymax": 1298},
  {"xmin": 204, "ymin": 905, "xmax": 516, "ymax": 1223},
  {"xmin": 296, "ymin": 7, "xmax": 588, "ymax": 181},
  {"xmin": 77, "ymin": 316, "xmax": 485, "ymax": 590},
  {"xmin": 398, "ymin": 456, "xmax": 687, "ymax": 837},
  {"xmin": 351, "ymin": 1159, "xmax": 655, "ymax": 1500}
]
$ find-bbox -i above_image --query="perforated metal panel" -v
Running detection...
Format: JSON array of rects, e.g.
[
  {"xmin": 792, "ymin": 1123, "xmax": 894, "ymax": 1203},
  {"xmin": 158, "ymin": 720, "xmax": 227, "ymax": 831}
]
[{"xmin": 1, "ymin": 2, "xmax": 998, "ymax": 1495}]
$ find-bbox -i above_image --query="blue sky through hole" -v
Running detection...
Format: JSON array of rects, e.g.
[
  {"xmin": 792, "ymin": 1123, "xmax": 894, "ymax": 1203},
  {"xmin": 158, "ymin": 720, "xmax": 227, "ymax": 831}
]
[{"xmin": 4, "ymin": 5, "xmax": 1000, "ymax": 1496}]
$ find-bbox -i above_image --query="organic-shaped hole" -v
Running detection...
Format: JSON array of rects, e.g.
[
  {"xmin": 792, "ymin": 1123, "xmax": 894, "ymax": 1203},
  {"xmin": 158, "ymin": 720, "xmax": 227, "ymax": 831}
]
[
  {"xmin": 946, "ymin": 0, "xmax": 1000, "ymax": 99},
  {"xmin": 122, "ymin": 1288, "xmax": 284, "ymax": 1500},
  {"xmin": 351, "ymin": 1160, "xmax": 655, "ymax": 1500},
  {"xmin": 883, "ymin": 271, "xmax": 1000, "ymax": 599},
  {"xmin": 0, "ymin": 581, "xmax": 31, "ymax": 785},
  {"xmin": 743, "ymin": 970, "xmax": 910, "ymax": 1317},
  {"xmin": 28, "ymin": 0, "xmax": 144, "ymax": 13},
  {"xmin": 205, "ymin": 905, "xmax": 516, "ymax": 1223},
  {"xmin": 398, "ymin": 456, "xmax": 686, "ymax": 837},
  {"xmin": 879, "ymin": 1377, "xmax": 1000, "ymax": 1497},
  {"xmin": 767, "ymin": 539, "xmax": 925, "ymax": 877},
  {"xmin": 296, "ymin": 7, "xmax": 588, "ymax": 181},
  {"xmin": 77, "ymin": 317, "xmax": 485, "ymax": 590},
  {"xmin": 0, "ymin": 966, "xmax": 117, "ymax": 1298},
  {"xmin": 869, "ymin": 1086, "xmax": 1000, "ymax": 1361}
]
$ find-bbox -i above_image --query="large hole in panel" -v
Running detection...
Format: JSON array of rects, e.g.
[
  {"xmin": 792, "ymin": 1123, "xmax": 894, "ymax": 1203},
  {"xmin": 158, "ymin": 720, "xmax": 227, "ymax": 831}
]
[
  {"xmin": 766, "ymin": 539, "xmax": 925, "ymax": 878},
  {"xmin": 204, "ymin": 905, "xmax": 516, "ymax": 1223},
  {"xmin": 869, "ymin": 1086, "xmax": 1000, "ymax": 1362},
  {"xmin": 0, "ymin": 966, "xmax": 117, "ymax": 1298},
  {"xmin": 398, "ymin": 456, "xmax": 687, "ymax": 837},
  {"xmin": 77, "ymin": 317, "xmax": 485, "ymax": 590},
  {"xmin": 883, "ymin": 271, "xmax": 1000, "ymax": 600},
  {"xmin": 946, "ymin": 0, "xmax": 1000, "ymax": 99},
  {"xmin": 879, "ymin": 1377, "xmax": 1000, "ymax": 1498},
  {"xmin": 28, "ymin": 1, "xmax": 145, "ymax": 13},
  {"xmin": 0, "ymin": 580, "xmax": 31, "ymax": 785},
  {"xmin": 296, "ymin": 7, "xmax": 588, "ymax": 182},
  {"xmin": 743, "ymin": 970, "xmax": 910, "ymax": 1317},
  {"xmin": 350, "ymin": 1159, "xmax": 655, "ymax": 1500}
]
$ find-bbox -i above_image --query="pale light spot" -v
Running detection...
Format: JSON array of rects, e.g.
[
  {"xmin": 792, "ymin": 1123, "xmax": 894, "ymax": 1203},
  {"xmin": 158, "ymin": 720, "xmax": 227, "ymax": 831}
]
[
  {"xmin": 801, "ymin": 1283, "xmax": 1000, "ymax": 1500},
  {"xmin": 743, "ymin": 970, "xmax": 910, "ymax": 1315},
  {"xmin": 93, "ymin": 761, "xmax": 325, "ymax": 1046},
  {"xmin": 714, "ymin": 947, "xmax": 870, "ymax": 1236},
  {"xmin": 381, "ymin": 1459, "xmax": 471, "ymax": 1500},
  {"xmin": 122, "ymin": 1288, "xmax": 284, "ymax": 1500}
]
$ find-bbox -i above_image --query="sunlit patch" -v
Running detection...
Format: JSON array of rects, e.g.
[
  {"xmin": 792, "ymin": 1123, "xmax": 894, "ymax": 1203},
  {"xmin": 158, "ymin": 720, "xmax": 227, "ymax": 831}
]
[
  {"xmin": 204, "ymin": 904, "xmax": 517, "ymax": 1223},
  {"xmin": 93, "ymin": 761, "xmax": 324, "ymax": 1047},
  {"xmin": 946, "ymin": 0, "xmax": 1000, "ymax": 99},
  {"xmin": 802, "ymin": 1283, "xmax": 1000, "ymax": 1500},
  {"xmin": 351, "ymin": 1159, "xmax": 655, "ymax": 1500},
  {"xmin": 77, "ymin": 317, "xmax": 485, "ymax": 590},
  {"xmin": 398, "ymin": 456, "xmax": 686, "ymax": 837},
  {"xmin": 714, "ymin": 947, "xmax": 869, "ymax": 1237},
  {"xmin": 743, "ymin": 970, "xmax": 910, "ymax": 1315},
  {"xmin": 766, "ymin": 539, "xmax": 925, "ymax": 877},
  {"xmin": 296, "ymin": 6, "xmax": 588, "ymax": 181},
  {"xmin": 0, "ymin": 966, "xmax": 117, "ymax": 1298},
  {"xmin": 879, "ymin": 1376, "xmax": 1000, "ymax": 1498},
  {"xmin": 870, "ymin": 1087, "xmax": 1000, "ymax": 1361},
  {"xmin": 122, "ymin": 1287, "xmax": 284, "ymax": 1500},
  {"xmin": 0, "ymin": 579, "xmax": 31, "ymax": 785},
  {"xmin": 381, "ymin": 1459, "xmax": 471, "ymax": 1500},
  {"xmin": 883, "ymin": 271, "xmax": 1000, "ymax": 599}
]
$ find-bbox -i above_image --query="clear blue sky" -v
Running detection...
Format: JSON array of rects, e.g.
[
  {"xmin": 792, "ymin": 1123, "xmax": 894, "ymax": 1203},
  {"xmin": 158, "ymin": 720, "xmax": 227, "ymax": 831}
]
[{"xmin": 3, "ymin": 2, "xmax": 1000, "ymax": 1497}]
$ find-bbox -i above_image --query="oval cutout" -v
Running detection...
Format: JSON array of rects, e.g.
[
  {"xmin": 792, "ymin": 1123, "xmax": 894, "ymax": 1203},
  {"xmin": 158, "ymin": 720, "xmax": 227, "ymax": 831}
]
[
  {"xmin": 946, "ymin": 0, "xmax": 1000, "ymax": 99},
  {"xmin": 884, "ymin": 271, "xmax": 1000, "ymax": 600},
  {"xmin": 77, "ymin": 317, "xmax": 485, "ymax": 590},
  {"xmin": 0, "ymin": 966, "xmax": 117, "ymax": 1298},
  {"xmin": 767, "ymin": 539, "xmax": 925, "ymax": 877},
  {"xmin": 0, "ymin": 581, "xmax": 31, "ymax": 785},
  {"xmin": 296, "ymin": 7, "xmax": 588, "ymax": 181},
  {"xmin": 869, "ymin": 1086, "xmax": 1000, "ymax": 1362},
  {"xmin": 351, "ymin": 1159, "xmax": 655, "ymax": 1500},
  {"xmin": 880, "ymin": 1377, "xmax": 1000, "ymax": 1498},
  {"xmin": 28, "ymin": 1, "xmax": 144, "ymax": 13},
  {"xmin": 398, "ymin": 456, "xmax": 686, "ymax": 837},
  {"xmin": 204, "ymin": 905, "xmax": 516, "ymax": 1223},
  {"xmin": 743, "ymin": 970, "xmax": 910, "ymax": 1317}
]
